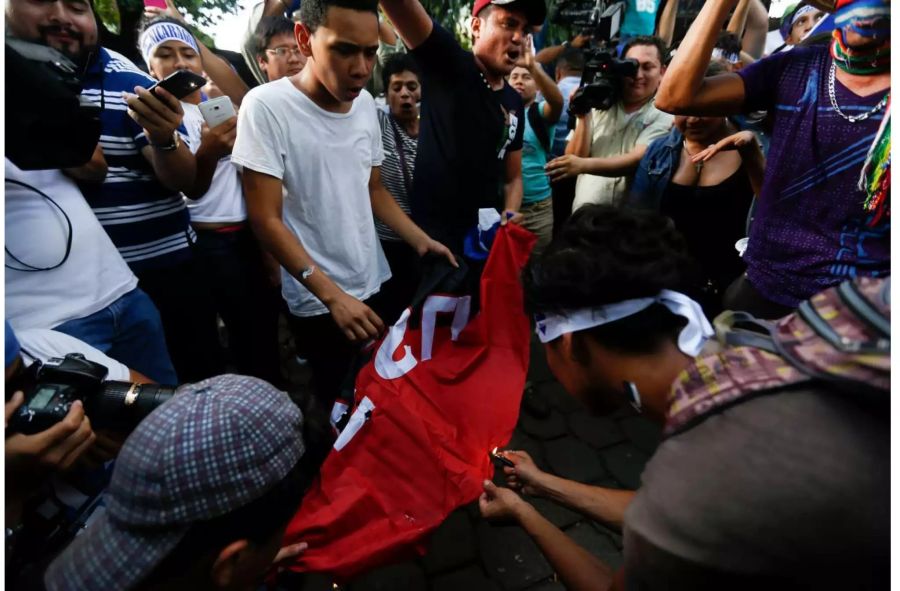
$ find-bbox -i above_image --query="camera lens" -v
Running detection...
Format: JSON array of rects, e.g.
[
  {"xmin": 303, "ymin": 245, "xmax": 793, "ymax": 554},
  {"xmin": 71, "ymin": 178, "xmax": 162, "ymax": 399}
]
[{"xmin": 88, "ymin": 381, "xmax": 177, "ymax": 430}]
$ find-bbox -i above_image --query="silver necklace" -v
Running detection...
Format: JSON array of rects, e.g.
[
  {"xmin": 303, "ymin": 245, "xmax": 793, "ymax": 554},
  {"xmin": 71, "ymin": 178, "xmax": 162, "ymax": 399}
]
[{"xmin": 828, "ymin": 62, "xmax": 888, "ymax": 123}]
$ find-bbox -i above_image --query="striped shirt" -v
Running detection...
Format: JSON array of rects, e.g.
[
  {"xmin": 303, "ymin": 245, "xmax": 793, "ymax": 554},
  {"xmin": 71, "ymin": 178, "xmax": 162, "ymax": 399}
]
[
  {"xmin": 79, "ymin": 48, "xmax": 195, "ymax": 272},
  {"xmin": 375, "ymin": 109, "xmax": 417, "ymax": 242}
]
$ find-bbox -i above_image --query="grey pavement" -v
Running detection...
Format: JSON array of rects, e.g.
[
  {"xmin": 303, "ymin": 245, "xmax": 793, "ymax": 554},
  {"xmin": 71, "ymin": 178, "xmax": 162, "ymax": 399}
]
[{"xmin": 277, "ymin": 332, "xmax": 661, "ymax": 591}]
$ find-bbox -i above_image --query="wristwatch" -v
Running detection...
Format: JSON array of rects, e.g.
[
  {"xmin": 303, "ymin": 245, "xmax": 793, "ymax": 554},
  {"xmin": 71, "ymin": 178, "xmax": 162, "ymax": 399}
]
[{"xmin": 151, "ymin": 131, "xmax": 180, "ymax": 152}]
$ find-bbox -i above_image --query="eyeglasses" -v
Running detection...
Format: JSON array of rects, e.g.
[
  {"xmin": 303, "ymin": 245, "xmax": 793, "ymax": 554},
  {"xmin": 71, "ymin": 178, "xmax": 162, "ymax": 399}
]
[{"xmin": 265, "ymin": 46, "xmax": 303, "ymax": 59}]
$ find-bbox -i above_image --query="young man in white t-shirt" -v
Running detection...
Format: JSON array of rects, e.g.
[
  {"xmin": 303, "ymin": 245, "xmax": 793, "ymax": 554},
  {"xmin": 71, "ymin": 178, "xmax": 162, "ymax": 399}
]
[{"xmin": 232, "ymin": 0, "xmax": 455, "ymax": 406}]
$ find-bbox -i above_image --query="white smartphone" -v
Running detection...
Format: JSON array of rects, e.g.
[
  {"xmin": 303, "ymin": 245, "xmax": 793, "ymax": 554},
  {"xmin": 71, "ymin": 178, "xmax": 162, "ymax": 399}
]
[{"xmin": 198, "ymin": 96, "xmax": 236, "ymax": 128}]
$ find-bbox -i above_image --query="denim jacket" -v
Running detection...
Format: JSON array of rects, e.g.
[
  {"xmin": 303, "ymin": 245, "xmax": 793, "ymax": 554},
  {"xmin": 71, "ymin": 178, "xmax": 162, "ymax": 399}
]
[{"xmin": 627, "ymin": 127, "xmax": 683, "ymax": 211}]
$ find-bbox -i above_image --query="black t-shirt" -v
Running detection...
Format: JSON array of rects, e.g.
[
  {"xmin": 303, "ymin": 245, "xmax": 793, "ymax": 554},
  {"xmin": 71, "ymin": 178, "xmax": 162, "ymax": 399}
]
[{"xmin": 410, "ymin": 22, "xmax": 524, "ymax": 251}]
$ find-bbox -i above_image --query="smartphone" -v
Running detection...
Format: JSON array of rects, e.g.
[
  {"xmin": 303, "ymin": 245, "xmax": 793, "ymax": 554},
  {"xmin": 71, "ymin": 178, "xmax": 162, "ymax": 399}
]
[
  {"xmin": 143, "ymin": 0, "xmax": 168, "ymax": 8},
  {"xmin": 198, "ymin": 96, "xmax": 236, "ymax": 128},
  {"xmin": 147, "ymin": 69, "xmax": 207, "ymax": 100}
]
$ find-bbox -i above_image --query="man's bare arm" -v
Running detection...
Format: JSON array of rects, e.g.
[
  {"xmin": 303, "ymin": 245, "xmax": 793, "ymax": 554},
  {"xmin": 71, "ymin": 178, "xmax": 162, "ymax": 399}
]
[
  {"xmin": 504, "ymin": 149, "xmax": 524, "ymax": 215},
  {"xmin": 378, "ymin": 0, "xmax": 433, "ymax": 50},
  {"xmin": 655, "ymin": 0, "xmax": 746, "ymax": 115},
  {"xmin": 565, "ymin": 113, "xmax": 590, "ymax": 157}
]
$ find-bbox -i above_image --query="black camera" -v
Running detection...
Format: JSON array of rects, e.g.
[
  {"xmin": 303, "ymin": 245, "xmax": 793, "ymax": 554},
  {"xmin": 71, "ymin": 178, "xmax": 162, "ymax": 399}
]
[
  {"xmin": 569, "ymin": 48, "xmax": 638, "ymax": 114},
  {"xmin": 7, "ymin": 354, "xmax": 176, "ymax": 435},
  {"xmin": 5, "ymin": 37, "xmax": 101, "ymax": 170}
]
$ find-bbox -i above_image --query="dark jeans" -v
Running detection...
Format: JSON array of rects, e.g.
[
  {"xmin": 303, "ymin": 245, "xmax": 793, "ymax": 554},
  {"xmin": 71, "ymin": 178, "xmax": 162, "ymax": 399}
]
[
  {"xmin": 54, "ymin": 288, "xmax": 177, "ymax": 384},
  {"xmin": 551, "ymin": 176, "xmax": 577, "ymax": 239},
  {"xmin": 136, "ymin": 256, "xmax": 224, "ymax": 384},
  {"xmin": 287, "ymin": 295, "xmax": 383, "ymax": 409},
  {"xmin": 194, "ymin": 226, "xmax": 283, "ymax": 386},
  {"xmin": 723, "ymin": 274, "xmax": 794, "ymax": 320}
]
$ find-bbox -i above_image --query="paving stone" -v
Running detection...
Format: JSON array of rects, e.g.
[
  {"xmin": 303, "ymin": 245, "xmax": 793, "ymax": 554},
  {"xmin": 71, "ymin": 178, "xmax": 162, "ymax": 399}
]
[
  {"xmin": 618, "ymin": 415, "xmax": 662, "ymax": 454},
  {"xmin": 593, "ymin": 522, "xmax": 624, "ymax": 550},
  {"xmin": 600, "ymin": 443, "xmax": 651, "ymax": 490},
  {"xmin": 535, "ymin": 382, "xmax": 583, "ymax": 414},
  {"xmin": 478, "ymin": 521, "xmax": 554, "ymax": 591},
  {"xmin": 567, "ymin": 413, "xmax": 626, "ymax": 450},
  {"xmin": 521, "ymin": 384, "xmax": 551, "ymax": 419},
  {"xmin": 348, "ymin": 562, "xmax": 427, "ymax": 591},
  {"xmin": 273, "ymin": 571, "xmax": 335, "ymax": 591},
  {"xmin": 544, "ymin": 437, "xmax": 607, "ymax": 483},
  {"xmin": 518, "ymin": 410, "xmax": 568, "ymax": 440},
  {"xmin": 523, "ymin": 579, "xmax": 566, "ymax": 591},
  {"xmin": 431, "ymin": 565, "xmax": 501, "ymax": 591},
  {"xmin": 423, "ymin": 508, "xmax": 478, "ymax": 575},
  {"xmin": 528, "ymin": 496, "xmax": 583, "ymax": 529},
  {"xmin": 564, "ymin": 521, "xmax": 624, "ymax": 570}
]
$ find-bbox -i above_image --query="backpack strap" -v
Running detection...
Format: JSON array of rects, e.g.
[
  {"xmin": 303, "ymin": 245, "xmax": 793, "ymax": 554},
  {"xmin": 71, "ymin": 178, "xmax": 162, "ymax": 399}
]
[{"xmin": 528, "ymin": 104, "xmax": 552, "ymax": 154}]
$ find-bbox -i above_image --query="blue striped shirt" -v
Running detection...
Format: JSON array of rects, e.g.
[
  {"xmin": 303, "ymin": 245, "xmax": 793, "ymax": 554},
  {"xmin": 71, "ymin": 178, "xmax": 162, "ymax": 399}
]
[{"xmin": 79, "ymin": 48, "xmax": 195, "ymax": 272}]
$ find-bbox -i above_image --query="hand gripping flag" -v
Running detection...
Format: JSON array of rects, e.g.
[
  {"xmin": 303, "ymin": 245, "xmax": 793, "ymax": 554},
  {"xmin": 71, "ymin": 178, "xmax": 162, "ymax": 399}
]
[{"xmin": 282, "ymin": 223, "xmax": 536, "ymax": 581}]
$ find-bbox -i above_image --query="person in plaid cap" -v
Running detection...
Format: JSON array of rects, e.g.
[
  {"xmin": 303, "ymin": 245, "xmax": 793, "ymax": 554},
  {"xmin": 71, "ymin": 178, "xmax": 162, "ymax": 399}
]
[{"xmin": 43, "ymin": 375, "xmax": 311, "ymax": 591}]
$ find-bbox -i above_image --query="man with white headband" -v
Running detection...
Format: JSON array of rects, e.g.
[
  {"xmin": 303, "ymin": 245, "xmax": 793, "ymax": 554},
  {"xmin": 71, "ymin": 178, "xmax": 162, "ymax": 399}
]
[
  {"xmin": 478, "ymin": 204, "xmax": 888, "ymax": 589},
  {"xmin": 780, "ymin": 2, "xmax": 826, "ymax": 46}
]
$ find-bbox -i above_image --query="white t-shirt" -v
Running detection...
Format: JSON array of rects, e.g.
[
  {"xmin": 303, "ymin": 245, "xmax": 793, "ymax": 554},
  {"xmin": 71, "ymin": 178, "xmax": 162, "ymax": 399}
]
[
  {"xmin": 5, "ymin": 160, "xmax": 138, "ymax": 330},
  {"xmin": 231, "ymin": 78, "xmax": 391, "ymax": 317},
  {"xmin": 16, "ymin": 328, "xmax": 131, "ymax": 381},
  {"xmin": 181, "ymin": 102, "xmax": 247, "ymax": 223}
]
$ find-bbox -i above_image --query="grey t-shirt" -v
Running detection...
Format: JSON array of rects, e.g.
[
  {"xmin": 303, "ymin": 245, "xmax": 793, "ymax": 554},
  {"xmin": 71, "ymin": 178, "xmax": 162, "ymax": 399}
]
[{"xmin": 623, "ymin": 385, "xmax": 889, "ymax": 589}]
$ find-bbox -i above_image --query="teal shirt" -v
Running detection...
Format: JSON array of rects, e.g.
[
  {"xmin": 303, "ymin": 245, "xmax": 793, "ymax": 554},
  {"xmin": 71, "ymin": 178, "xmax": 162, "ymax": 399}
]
[
  {"xmin": 620, "ymin": 0, "xmax": 659, "ymax": 37},
  {"xmin": 522, "ymin": 101, "xmax": 552, "ymax": 204}
]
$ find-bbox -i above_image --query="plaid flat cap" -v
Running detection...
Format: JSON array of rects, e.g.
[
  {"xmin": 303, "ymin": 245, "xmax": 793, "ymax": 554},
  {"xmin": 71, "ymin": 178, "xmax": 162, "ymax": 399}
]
[{"xmin": 44, "ymin": 374, "xmax": 306, "ymax": 591}]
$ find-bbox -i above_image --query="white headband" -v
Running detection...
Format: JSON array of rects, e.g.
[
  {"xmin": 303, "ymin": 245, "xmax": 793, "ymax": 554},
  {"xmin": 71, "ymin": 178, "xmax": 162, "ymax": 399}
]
[
  {"xmin": 791, "ymin": 4, "xmax": 819, "ymax": 28},
  {"xmin": 711, "ymin": 47, "xmax": 740, "ymax": 64},
  {"xmin": 534, "ymin": 290, "xmax": 714, "ymax": 357},
  {"xmin": 139, "ymin": 22, "xmax": 200, "ymax": 67}
]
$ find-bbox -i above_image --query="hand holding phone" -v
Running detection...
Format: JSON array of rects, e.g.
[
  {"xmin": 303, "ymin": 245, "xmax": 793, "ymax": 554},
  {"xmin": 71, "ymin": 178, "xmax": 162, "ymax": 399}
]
[
  {"xmin": 147, "ymin": 69, "xmax": 207, "ymax": 101},
  {"xmin": 198, "ymin": 96, "xmax": 236, "ymax": 128}
]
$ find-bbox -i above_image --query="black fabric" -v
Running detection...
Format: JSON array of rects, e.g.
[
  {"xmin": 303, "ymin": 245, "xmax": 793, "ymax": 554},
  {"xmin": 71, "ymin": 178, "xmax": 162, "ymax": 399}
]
[
  {"xmin": 660, "ymin": 168, "xmax": 754, "ymax": 317},
  {"xmin": 410, "ymin": 22, "xmax": 525, "ymax": 252}
]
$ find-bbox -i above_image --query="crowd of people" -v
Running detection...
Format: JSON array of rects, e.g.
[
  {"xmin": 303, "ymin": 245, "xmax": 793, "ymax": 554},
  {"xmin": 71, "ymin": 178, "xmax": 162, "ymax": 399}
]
[{"xmin": 3, "ymin": 0, "xmax": 890, "ymax": 587}]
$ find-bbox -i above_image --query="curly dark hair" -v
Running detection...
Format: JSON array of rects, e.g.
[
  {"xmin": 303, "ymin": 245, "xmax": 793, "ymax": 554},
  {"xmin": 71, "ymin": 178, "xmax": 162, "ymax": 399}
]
[
  {"xmin": 381, "ymin": 53, "xmax": 422, "ymax": 95},
  {"xmin": 523, "ymin": 205, "xmax": 700, "ymax": 354}
]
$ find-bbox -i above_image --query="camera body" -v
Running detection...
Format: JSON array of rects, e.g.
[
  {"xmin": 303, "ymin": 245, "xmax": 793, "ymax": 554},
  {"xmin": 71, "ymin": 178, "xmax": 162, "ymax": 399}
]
[
  {"xmin": 553, "ymin": 0, "xmax": 638, "ymax": 115},
  {"xmin": 8, "ymin": 354, "xmax": 176, "ymax": 435},
  {"xmin": 570, "ymin": 48, "xmax": 639, "ymax": 114}
]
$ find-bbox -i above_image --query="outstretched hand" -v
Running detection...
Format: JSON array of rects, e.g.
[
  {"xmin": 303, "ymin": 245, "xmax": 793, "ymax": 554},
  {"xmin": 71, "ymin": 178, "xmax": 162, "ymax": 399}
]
[{"xmin": 690, "ymin": 130, "xmax": 758, "ymax": 163}]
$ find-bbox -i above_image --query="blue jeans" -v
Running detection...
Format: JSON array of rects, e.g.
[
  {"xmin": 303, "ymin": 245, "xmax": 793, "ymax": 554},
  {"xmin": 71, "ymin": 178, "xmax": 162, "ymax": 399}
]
[{"xmin": 54, "ymin": 288, "xmax": 178, "ymax": 385}]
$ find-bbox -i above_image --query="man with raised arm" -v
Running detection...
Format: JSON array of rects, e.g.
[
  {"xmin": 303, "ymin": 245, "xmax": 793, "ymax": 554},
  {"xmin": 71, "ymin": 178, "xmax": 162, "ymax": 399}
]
[{"xmin": 378, "ymin": 0, "xmax": 546, "ymax": 253}]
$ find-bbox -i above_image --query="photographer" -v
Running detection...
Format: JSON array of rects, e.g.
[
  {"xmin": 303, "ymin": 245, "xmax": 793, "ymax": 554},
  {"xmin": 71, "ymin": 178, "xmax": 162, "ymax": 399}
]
[
  {"xmin": 5, "ymin": 322, "xmax": 149, "ymax": 589},
  {"xmin": 545, "ymin": 36, "xmax": 674, "ymax": 209},
  {"xmin": 5, "ymin": 0, "xmax": 229, "ymax": 384},
  {"xmin": 44, "ymin": 374, "xmax": 330, "ymax": 591}
]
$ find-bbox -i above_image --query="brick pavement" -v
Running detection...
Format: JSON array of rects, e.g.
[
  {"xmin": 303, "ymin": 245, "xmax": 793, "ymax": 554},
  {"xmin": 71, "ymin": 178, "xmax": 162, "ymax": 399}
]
[{"xmin": 277, "ymin": 332, "xmax": 661, "ymax": 591}]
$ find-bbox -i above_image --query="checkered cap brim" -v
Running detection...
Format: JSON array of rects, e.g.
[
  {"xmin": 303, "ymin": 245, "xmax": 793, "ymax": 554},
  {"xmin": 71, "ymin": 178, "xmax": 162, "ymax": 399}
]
[{"xmin": 44, "ymin": 374, "xmax": 306, "ymax": 591}]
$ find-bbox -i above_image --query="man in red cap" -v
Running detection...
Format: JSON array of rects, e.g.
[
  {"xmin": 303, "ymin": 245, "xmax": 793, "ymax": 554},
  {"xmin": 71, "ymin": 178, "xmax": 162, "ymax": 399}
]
[{"xmin": 379, "ymin": 0, "xmax": 547, "ymax": 255}]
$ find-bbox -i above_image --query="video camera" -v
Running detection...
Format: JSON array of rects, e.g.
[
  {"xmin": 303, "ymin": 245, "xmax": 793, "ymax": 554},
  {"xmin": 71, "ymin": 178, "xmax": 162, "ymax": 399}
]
[
  {"xmin": 5, "ymin": 37, "xmax": 101, "ymax": 170},
  {"xmin": 7, "ymin": 354, "xmax": 176, "ymax": 435},
  {"xmin": 551, "ymin": 0, "xmax": 639, "ymax": 114}
]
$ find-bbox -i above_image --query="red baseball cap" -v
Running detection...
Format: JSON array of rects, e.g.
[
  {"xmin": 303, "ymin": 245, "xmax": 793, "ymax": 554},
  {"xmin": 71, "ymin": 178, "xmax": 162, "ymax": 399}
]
[{"xmin": 472, "ymin": 0, "xmax": 547, "ymax": 26}]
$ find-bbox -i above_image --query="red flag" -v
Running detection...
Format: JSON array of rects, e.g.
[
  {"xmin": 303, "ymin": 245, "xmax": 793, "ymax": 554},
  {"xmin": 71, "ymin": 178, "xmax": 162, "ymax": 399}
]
[{"xmin": 283, "ymin": 224, "xmax": 536, "ymax": 580}]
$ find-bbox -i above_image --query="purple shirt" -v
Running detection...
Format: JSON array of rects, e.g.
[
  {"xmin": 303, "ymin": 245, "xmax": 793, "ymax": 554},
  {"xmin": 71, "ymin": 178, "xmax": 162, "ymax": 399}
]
[{"xmin": 737, "ymin": 45, "xmax": 889, "ymax": 307}]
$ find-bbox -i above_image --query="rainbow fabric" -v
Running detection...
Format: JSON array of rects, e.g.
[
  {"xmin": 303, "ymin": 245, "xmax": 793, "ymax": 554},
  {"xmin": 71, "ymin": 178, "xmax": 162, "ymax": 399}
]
[{"xmin": 859, "ymin": 96, "xmax": 890, "ymax": 226}]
